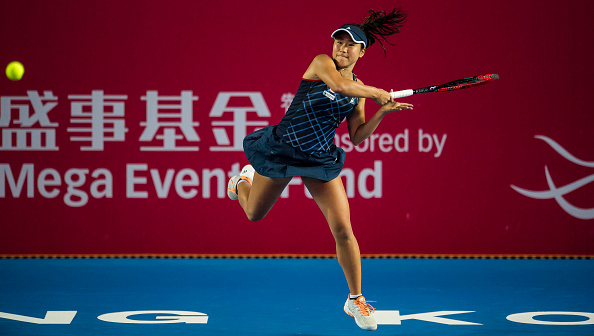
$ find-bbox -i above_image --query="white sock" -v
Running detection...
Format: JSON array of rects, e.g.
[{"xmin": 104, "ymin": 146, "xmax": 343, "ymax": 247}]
[
  {"xmin": 350, "ymin": 293, "xmax": 363, "ymax": 300},
  {"xmin": 236, "ymin": 179, "xmax": 249, "ymax": 196}
]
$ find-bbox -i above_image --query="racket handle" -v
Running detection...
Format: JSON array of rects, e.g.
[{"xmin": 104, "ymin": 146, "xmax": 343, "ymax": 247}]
[{"xmin": 390, "ymin": 89, "xmax": 414, "ymax": 99}]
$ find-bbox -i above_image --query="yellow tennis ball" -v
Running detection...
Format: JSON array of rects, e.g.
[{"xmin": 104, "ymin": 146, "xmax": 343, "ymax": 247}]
[{"xmin": 6, "ymin": 61, "xmax": 25, "ymax": 81}]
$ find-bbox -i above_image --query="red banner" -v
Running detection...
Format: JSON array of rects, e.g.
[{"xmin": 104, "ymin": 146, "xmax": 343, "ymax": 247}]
[{"xmin": 1, "ymin": 0, "xmax": 593, "ymax": 255}]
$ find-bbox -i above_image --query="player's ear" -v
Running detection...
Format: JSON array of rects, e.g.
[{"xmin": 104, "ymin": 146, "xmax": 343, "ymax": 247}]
[{"xmin": 359, "ymin": 47, "xmax": 366, "ymax": 58}]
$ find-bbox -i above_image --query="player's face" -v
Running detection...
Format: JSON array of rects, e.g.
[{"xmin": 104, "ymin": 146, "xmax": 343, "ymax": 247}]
[{"xmin": 332, "ymin": 32, "xmax": 365, "ymax": 69}]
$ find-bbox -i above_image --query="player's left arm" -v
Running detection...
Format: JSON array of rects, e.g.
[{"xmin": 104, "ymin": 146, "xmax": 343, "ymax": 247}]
[{"xmin": 347, "ymin": 80, "xmax": 414, "ymax": 146}]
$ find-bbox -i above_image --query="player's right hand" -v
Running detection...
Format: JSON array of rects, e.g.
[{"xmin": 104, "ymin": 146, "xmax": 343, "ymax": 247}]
[{"xmin": 374, "ymin": 89, "xmax": 393, "ymax": 105}]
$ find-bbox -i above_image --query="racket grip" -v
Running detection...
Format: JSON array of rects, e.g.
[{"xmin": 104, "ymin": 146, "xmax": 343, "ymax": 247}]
[{"xmin": 390, "ymin": 89, "xmax": 413, "ymax": 99}]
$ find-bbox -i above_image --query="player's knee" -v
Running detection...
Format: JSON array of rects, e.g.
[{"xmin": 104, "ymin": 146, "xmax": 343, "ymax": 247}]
[
  {"xmin": 246, "ymin": 213, "xmax": 264, "ymax": 222},
  {"xmin": 245, "ymin": 209, "xmax": 266, "ymax": 222},
  {"xmin": 331, "ymin": 222, "xmax": 355, "ymax": 242}
]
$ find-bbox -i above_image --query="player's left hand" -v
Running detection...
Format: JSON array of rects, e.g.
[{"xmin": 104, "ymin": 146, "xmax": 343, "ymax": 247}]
[{"xmin": 381, "ymin": 100, "xmax": 413, "ymax": 113}]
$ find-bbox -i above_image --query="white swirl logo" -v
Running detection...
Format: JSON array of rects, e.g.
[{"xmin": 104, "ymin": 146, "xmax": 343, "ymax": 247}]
[{"xmin": 511, "ymin": 135, "xmax": 594, "ymax": 220}]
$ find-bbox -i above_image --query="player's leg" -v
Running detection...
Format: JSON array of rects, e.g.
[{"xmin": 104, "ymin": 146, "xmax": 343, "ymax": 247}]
[
  {"xmin": 302, "ymin": 175, "xmax": 376, "ymax": 330},
  {"xmin": 301, "ymin": 176, "xmax": 361, "ymax": 295},
  {"xmin": 237, "ymin": 171, "xmax": 291, "ymax": 222}
]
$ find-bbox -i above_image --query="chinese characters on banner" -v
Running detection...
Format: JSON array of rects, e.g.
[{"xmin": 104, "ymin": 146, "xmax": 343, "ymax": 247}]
[{"xmin": 0, "ymin": 90, "xmax": 280, "ymax": 152}]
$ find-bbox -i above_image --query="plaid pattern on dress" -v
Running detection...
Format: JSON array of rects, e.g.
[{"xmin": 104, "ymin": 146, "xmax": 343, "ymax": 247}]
[{"xmin": 278, "ymin": 77, "xmax": 359, "ymax": 154}]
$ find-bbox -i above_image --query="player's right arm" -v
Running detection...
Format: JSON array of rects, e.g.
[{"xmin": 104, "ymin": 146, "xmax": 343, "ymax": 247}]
[{"xmin": 302, "ymin": 55, "xmax": 392, "ymax": 105}]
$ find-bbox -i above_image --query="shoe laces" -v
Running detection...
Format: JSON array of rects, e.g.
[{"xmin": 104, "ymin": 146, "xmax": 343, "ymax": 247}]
[{"xmin": 356, "ymin": 298, "xmax": 376, "ymax": 316}]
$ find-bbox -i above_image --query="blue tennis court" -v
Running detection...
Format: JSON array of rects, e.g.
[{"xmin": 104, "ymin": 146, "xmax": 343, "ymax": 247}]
[{"xmin": 1, "ymin": 257, "xmax": 593, "ymax": 335}]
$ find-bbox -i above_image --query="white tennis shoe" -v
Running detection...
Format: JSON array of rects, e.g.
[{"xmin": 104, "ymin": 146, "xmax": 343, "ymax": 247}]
[
  {"xmin": 227, "ymin": 165, "xmax": 255, "ymax": 200},
  {"xmin": 344, "ymin": 295, "xmax": 377, "ymax": 331}
]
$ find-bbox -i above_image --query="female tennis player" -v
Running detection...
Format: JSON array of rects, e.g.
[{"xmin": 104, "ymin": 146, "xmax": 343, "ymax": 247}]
[{"xmin": 228, "ymin": 8, "xmax": 411, "ymax": 331}]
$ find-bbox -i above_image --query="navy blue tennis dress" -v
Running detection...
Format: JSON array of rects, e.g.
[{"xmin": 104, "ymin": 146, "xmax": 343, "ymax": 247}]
[{"xmin": 243, "ymin": 75, "xmax": 359, "ymax": 181}]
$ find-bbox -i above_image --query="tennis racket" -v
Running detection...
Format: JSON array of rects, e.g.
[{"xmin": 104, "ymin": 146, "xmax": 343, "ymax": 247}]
[{"xmin": 390, "ymin": 74, "xmax": 499, "ymax": 99}]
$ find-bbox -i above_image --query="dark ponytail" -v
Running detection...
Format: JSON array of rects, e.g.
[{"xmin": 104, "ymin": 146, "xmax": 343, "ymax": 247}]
[{"xmin": 359, "ymin": 8, "xmax": 407, "ymax": 56}]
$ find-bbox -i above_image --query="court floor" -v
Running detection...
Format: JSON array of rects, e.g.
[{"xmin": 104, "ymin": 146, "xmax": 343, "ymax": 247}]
[{"xmin": 1, "ymin": 257, "xmax": 593, "ymax": 335}]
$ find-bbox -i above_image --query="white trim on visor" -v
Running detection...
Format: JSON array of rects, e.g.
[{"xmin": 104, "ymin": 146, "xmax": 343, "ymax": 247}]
[{"xmin": 331, "ymin": 27, "xmax": 367, "ymax": 49}]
